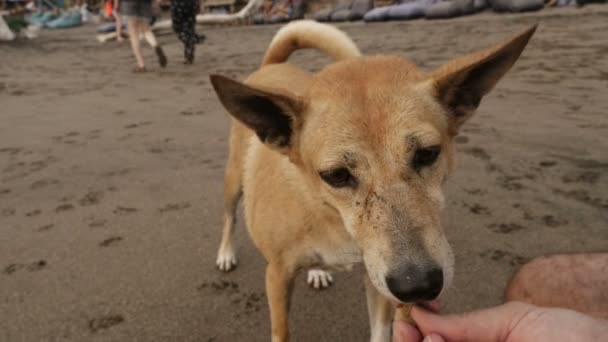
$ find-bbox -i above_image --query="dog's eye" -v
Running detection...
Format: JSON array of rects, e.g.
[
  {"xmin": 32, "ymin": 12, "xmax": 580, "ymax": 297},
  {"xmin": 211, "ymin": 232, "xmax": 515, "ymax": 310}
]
[
  {"xmin": 319, "ymin": 168, "xmax": 356, "ymax": 188},
  {"xmin": 413, "ymin": 146, "xmax": 441, "ymax": 170}
]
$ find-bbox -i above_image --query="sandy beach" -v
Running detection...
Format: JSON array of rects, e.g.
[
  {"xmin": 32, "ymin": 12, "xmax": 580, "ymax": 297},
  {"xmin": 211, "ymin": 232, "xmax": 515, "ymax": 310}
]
[{"xmin": 1, "ymin": 6, "xmax": 607, "ymax": 341}]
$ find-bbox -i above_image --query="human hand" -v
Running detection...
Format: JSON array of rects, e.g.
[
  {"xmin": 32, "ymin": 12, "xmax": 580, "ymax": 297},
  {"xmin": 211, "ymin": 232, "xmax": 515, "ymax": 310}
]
[{"xmin": 393, "ymin": 301, "xmax": 608, "ymax": 342}]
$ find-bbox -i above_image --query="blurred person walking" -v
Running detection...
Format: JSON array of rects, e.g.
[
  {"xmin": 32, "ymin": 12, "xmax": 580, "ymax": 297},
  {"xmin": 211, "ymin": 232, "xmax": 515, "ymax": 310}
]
[
  {"xmin": 171, "ymin": 0, "xmax": 206, "ymax": 64},
  {"xmin": 117, "ymin": 0, "xmax": 167, "ymax": 72}
]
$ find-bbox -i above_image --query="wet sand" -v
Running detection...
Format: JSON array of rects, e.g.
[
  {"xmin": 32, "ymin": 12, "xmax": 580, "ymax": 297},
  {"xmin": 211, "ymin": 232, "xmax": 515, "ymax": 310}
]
[{"xmin": 1, "ymin": 6, "xmax": 607, "ymax": 341}]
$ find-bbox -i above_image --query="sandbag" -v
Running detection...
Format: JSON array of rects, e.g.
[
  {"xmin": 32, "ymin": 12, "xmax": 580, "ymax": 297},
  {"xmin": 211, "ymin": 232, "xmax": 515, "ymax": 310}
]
[
  {"xmin": 387, "ymin": 0, "xmax": 438, "ymax": 20},
  {"xmin": 426, "ymin": 0, "xmax": 475, "ymax": 18},
  {"xmin": 473, "ymin": 0, "xmax": 488, "ymax": 11},
  {"xmin": 317, "ymin": 1, "xmax": 352, "ymax": 22},
  {"xmin": 266, "ymin": 14, "xmax": 290, "ymax": 23},
  {"xmin": 349, "ymin": 0, "xmax": 374, "ymax": 20},
  {"xmin": 28, "ymin": 11, "xmax": 57, "ymax": 26},
  {"xmin": 96, "ymin": 22, "xmax": 127, "ymax": 33},
  {"xmin": 363, "ymin": 6, "xmax": 391, "ymax": 21},
  {"xmin": 425, "ymin": 1, "xmax": 454, "ymax": 17},
  {"xmin": 331, "ymin": 9, "xmax": 351, "ymax": 21},
  {"xmin": 45, "ymin": 12, "xmax": 82, "ymax": 29},
  {"xmin": 313, "ymin": 8, "xmax": 333, "ymax": 21},
  {"xmin": 334, "ymin": 1, "xmax": 355, "ymax": 11},
  {"xmin": 291, "ymin": 0, "xmax": 306, "ymax": 18},
  {"xmin": 489, "ymin": 0, "xmax": 543, "ymax": 12},
  {"xmin": 0, "ymin": 16, "xmax": 16, "ymax": 41}
]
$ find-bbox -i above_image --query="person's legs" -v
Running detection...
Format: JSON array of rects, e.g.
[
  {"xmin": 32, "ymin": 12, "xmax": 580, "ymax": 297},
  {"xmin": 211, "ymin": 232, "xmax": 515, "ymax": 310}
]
[
  {"xmin": 126, "ymin": 17, "xmax": 145, "ymax": 69},
  {"xmin": 140, "ymin": 21, "xmax": 167, "ymax": 67},
  {"xmin": 186, "ymin": 0, "xmax": 202, "ymax": 63},
  {"xmin": 113, "ymin": 0, "xmax": 123, "ymax": 42},
  {"xmin": 183, "ymin": 15, "xmax": 196, "ymax": 64},
  {"xmin": 505, "ymin": 253, "xmax": 608, "ymax": 320},
  {"xmin": 139, "ymin": 21, "xmax": 156, "ymax": 46},
  {"xmin": 171, "ymin": 0, "xmax": 196, "ymax": 64}
]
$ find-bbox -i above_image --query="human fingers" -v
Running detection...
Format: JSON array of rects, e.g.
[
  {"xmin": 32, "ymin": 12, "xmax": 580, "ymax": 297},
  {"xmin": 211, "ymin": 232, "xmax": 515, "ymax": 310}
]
[{"xmin": 412, "ymin": 302, "xmax": 535, "ymax": 342}]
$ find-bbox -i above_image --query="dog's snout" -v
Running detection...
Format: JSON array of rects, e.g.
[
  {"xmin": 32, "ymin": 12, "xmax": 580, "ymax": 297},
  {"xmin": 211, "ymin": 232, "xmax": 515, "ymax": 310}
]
[{"xmin": 386, "ymin": 266, "xmax": 443, "ymax": 302}]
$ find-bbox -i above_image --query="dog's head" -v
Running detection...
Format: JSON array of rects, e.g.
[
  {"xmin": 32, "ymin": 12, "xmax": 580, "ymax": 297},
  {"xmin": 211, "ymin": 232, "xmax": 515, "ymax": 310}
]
[{"xmin": 211, "ymin": 26, "xmax": 536, "ymax": 303}]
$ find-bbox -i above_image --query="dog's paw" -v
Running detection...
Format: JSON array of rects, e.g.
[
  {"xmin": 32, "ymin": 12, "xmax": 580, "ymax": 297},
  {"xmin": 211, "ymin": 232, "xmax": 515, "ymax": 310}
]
[
  {"xmin": 216, "ymin": 248, "xmax": 237, "ymax": 272},
  {"xmin": 307, "ymin": 269, "xmax": 333, "ymax": 290}
]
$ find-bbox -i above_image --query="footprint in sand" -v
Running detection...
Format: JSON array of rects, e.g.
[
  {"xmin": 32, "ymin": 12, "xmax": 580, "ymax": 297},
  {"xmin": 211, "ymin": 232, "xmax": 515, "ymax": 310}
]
[
  {"xmin": 498, "ymin": 176, "xmax": 525, "ymax": 191},
  {"xmin": 79, "ymin": 191, "xmax": 104, "ymax": 206},
  {"xmin": 55, "ymin": 203, "xmax": 75, "ymax": 212},
  {"xmin": 101, "ymin": 168, "xmax": 131, "ymax": 177},
  {"xmin": 511, "ymin": 203, "xmax": 535, "ymax": 221},
  {"xmin": 197, "ymin": 279, "xmax": 264, "ymax": 316},
  {"xmin": 234, "ymin": 292, "xmax": 266, "ymax": 317},
  {"xmin": 25, "ymin": 209, "xmax": 41, "ymax": 217},
  {"xmin": 147, "ymin": 146, "xmax": 164, "ymax": 154},
  {"xmin": 88, "ymin": 218, "xmax": 107, "ymax": 228},
  {"xmin": 464, "ymin": 188, "xmax": 486, "ymax": 196},
  {"xmin": 561, "ymin": 171, "xmax": 600, "ymax": 184},
  {"xmin": 30, "ymin": 179, "xmax": 60, "ymax": 190},
  {"xmin": 0, "ymin": 147, "xmax": 22, "ymax": 155},
  {"xmin": 3, "ymin": 260, "xmax": 47, "ymax": 275},
  {"xmin": 159, "ymin": 202, "xmax": 191, "ymax": 213},
  {"xmin": 37, "ymin": 224, "xmax": 54, "ymax": 232},
  {"xmin": 26, "ymin": 260, "xmax": 47, "ymax": 271},
  {"xmin": 113, "ymin": 206, "xmax": 138, "ymax": 215},
  {"xmin": 539, "ymin": 160, "xmax": 557, "ymax": 168},
  {"xmin": 181, "ymin": 109, "xmax": 206, "ymax": 116},
  {"xmin": 552, "ymin": 188, "xmax": 608, "ymax": 209},
  {"xmin": 464, "ymin": 147, "xmax": 491, "ymax": 161},
  {"xmin": 88, "ymin": 315, "xmax": 124, "ymax": 333},
  {"xmin": 468, "ymin": 203, "xmax": 490, "ymax": 215},
  {"xmin": 454, "ymin": 135, "xmax": 469, "ymax": 144},
  {"xmin": 1, "ymin": 208, "xmax": 16, "ymax": 217},
  {"xmin": 124, "ymin": 121, "xmax": 153, "ymax": 129},
  {"xmin": 542, "ymin": 215, "xmax": 568, "ymax": 228},
  {"xmin": 198, "ymin": 279, "xmax": 239, "ymax": 292},
  {"xmin": 479, "ymin": 249, "xmax": 527, "ymax": 266},
  {"xmin": 99, "ymin": 236, "xmax": 123, "ymax": 247},
  {"xmin": 488, "ymin": 223, "xmax": 525, "ymax": 234}
]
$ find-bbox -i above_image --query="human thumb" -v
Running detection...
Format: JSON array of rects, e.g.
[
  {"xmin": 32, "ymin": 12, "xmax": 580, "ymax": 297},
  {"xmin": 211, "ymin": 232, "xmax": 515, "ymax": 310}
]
[
  {"xmin": 411, "ymin": 302, "xmax": 534, "ymax": 342},
  {"xmin": 422, "ymin": 333, "xmax": 446, "ymax": 342}
]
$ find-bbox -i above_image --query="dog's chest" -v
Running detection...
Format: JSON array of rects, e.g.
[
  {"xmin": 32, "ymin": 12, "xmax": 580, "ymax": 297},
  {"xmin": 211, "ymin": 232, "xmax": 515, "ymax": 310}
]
[{"xmin": 310, "ymin": 242, "xmax": 363, "ymax": 272}]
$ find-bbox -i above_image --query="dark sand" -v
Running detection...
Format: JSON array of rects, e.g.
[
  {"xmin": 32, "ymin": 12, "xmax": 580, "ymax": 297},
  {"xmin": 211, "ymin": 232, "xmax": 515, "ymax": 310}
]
[{"xmin": 1, "ymin": 6, "xmax": 607, "ymax": 341}]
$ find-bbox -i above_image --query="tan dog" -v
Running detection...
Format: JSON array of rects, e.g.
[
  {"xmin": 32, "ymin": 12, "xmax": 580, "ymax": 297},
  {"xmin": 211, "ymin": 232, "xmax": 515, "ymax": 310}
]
[{"xmin": 210, "ymin": 21, "xmax": 536, "ymax": 341}]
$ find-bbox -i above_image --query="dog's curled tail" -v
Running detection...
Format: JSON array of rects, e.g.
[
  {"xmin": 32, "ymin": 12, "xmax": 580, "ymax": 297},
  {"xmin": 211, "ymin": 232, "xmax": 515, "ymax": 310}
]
[{"xmin": 261, "ymin": 20, "xmax": 361, "ymax": 66}]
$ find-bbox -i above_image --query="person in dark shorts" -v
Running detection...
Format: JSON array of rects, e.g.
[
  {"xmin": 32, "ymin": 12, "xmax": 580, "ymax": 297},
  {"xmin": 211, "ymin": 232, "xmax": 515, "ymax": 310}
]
[
  {"xmin": 171, "ymin": 0, "xmax": 206, "ymax": 64},
  {"xmin": 118, "ymin": 0, "xmax": 167, "ymax": 72}
]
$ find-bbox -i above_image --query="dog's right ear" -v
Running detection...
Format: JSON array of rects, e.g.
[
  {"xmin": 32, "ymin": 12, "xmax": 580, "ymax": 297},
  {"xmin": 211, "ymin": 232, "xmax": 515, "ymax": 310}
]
[
  {"xmin": 210, "ymin": 75, "xmax": 304, "ymax": 155},
  {"xmin": 429, "ymin": 25, "xmax": 537, "ymax": 135}
]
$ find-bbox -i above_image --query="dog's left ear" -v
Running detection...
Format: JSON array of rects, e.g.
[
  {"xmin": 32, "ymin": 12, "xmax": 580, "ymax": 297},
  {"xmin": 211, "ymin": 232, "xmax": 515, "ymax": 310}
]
[
  {"xmin": 430, "ymin": 25, "xmax": 537, "ymax": 134},
  {"xmin": 210, "ymin": 75, "xmax": 304, "ymax": 155}
]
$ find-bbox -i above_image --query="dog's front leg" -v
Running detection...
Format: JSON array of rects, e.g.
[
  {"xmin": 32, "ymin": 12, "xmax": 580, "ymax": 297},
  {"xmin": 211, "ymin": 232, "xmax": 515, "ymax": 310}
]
[
  {"xmin": 266, "ymin": 263, "xmax": 295, "ymax": 342},
  {"xmin": 364, "ymin": 274, "xmax": 394, "ymax": 342}
]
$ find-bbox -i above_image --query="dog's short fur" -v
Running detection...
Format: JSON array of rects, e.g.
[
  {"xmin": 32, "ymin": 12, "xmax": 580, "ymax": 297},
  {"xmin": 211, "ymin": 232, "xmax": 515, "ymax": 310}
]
[{"xmin": 210, "ymin": 21, "xmax": 536, "ymax": 341}]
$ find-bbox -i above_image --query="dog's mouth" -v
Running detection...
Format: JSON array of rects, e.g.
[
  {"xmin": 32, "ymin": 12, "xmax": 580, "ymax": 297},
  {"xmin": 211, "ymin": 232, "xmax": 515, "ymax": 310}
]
[
  {"xmin": 417, "ymin": 299, "xmax": 441, "ymax": 313},
  {"xmin": 396, "ymin": 299, "xmax": 441, "ymax": 314}
]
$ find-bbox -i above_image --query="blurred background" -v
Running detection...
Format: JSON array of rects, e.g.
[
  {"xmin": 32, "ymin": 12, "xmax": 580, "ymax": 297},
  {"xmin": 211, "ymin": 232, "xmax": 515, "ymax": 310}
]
[{"xmin": 1, "ymin": 0, "xmax": 607, "ymax": 341}]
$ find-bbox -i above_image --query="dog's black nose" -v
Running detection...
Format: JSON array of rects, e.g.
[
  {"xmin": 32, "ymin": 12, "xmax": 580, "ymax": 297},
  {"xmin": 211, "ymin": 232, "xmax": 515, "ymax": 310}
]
[{"xmin": 386, "ymin": 266, "xmax": 443, "ymax": 302}]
